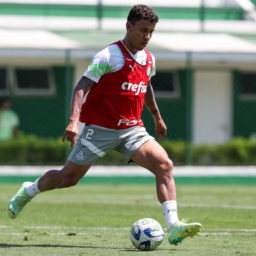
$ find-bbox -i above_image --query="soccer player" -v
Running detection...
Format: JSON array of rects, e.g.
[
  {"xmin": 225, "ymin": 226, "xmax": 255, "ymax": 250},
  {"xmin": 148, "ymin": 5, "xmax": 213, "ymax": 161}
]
[{"xmin": 8, "ymin": 4, "xmax": 202, "ymax": 245}]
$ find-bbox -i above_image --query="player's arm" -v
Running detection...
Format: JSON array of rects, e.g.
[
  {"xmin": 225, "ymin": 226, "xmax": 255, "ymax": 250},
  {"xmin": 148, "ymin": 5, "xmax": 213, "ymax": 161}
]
[
  {"xmin": 145, "ymin": 80, "xmax": 167, "ymax": 139},
  {"xmin": 62, "ymin": 76, "xmax": 96, "ymax": 147}
]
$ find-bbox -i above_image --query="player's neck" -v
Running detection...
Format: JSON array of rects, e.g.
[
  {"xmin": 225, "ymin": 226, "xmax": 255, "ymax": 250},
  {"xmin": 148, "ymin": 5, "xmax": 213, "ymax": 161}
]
[{"xmin": 122, "ymin": 37, "xmax": 138, "ymax": 55}]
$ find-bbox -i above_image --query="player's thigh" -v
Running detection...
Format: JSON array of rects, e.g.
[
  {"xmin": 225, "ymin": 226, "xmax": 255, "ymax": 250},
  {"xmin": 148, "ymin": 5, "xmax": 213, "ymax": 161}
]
[
  {"xmin": 60, "ymin": 160, "xmax": 91, "ymax": 181},
  {"xmin": 131, "ymin": 140, "xmax": 172, "ymax": 174}
]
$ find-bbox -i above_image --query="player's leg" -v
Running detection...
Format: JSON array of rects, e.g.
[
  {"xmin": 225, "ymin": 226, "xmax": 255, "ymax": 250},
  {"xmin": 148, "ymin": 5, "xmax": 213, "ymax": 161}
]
[
  {"xmin": 8, "ymin": 124, "xmax": 119, "ymax": 219},
  {"xmin": 130, "ymin": 139, "xmax": 202, "ymax": 245},
  {"xmin": 38, "ymin": 161, "xmax": 90, "ymax": 191},
  {"xmin": 130, "ymin": 139, "xmax": 175, "ymax": 203},
  {"xmin": 8, "ymin": 161, "xmax": 90, "ymax": 219}
]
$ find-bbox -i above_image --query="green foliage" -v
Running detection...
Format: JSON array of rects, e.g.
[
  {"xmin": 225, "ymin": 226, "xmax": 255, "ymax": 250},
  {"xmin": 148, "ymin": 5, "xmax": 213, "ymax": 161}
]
[
  {"xmin": 193, "ymin": 138, "xmax": 256, "ymax": 165},
  {"xmin": 192, "ymin": 144, "xmax": 220, "ymax": 165},
  {"xmin": 158, "ymin": 140, "xmax": 186, "ymax": 164},
  {"xmin": 1, "ymin": 135, "xmax": 256, "ymax": 165},
  {"xmin": 0, "ymin": 134, "xmax": 66, "ymax": 165}
]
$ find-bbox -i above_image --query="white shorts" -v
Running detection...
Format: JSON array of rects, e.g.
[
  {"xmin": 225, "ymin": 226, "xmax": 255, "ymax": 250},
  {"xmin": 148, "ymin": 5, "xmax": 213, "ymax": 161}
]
[{"xmin": 68, "ymin": 124, "xmax": 154, "ymax": 165}]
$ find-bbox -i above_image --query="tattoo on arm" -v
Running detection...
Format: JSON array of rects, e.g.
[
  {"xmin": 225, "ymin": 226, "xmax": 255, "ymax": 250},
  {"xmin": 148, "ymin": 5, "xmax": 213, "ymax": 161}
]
[
  {"xmin": 73, "ymin": 77, "xmax": 95, "ymax": 104},
  {"xmin": 151, "ymin": 109, "xmax": 159, "ymax": 116},
  {"xmin": 145, "ymin": 81, "xmax": 160, "ymax": 117},
  {"xmin": 75, "ymin": 76, "xmax": 95, "ymax": 96},
  {"xmin": 69, "ymin": 76, "xmax": 96, "ymax": 121}
]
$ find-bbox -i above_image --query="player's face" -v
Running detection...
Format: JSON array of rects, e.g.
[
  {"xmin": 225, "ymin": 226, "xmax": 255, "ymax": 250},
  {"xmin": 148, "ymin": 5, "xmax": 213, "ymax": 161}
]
[
  {"xmin": 2, "ymin": 100, "xmax": 11, "ymax": 110},
  {"xmin": 126, "ymin": 19, "xmax": 156, "ymax": 53}
]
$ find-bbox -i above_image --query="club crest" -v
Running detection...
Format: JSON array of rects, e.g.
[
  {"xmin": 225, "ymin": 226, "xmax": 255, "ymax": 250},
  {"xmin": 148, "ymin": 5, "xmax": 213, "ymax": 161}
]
[{"xmin": 146, "ymin": 66, "xmax": 151, "ymax": 77}]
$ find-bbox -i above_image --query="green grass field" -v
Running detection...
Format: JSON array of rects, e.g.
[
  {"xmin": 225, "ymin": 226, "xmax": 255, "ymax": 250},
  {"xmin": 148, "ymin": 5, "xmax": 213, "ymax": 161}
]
[{"xmin": 0, "ymin": 183, "xmax": 256, "ymax": 256}]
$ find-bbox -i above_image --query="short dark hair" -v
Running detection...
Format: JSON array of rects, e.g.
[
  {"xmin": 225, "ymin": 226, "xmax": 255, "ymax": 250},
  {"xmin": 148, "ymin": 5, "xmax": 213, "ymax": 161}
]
[{"xmin": 127, "ymin": 5, "xmax": 159, "ymax": 25}]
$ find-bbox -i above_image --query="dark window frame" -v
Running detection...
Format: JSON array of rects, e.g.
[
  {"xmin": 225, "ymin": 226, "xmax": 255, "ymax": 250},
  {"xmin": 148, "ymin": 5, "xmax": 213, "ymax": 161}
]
[
  {"xmin": 151, "ymin": 70, "xmax": 180, "ymax": 99},
  {"xmin": 0, "ymin": 67, "xmax": 9, "ymax": 96},
  {"xmin": 239, "ymin": 71, "xmax": 256, "ymax": 100},
  {"xmin": 12, "ymin": 67, "xmax": 55, "ymax": 96}
]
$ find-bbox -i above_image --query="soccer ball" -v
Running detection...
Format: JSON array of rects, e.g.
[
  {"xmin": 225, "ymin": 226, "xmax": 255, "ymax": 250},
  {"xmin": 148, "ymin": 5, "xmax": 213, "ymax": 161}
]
[{"xmin": 130, "ymin": 218, "xmax": 164, "ymax": 251}]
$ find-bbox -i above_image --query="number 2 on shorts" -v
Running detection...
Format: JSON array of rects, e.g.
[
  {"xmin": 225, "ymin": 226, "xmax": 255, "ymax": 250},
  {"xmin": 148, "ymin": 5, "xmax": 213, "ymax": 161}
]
[{"xmin": 85, "ymin": 128, "xmax": 94, "ymax": 139}]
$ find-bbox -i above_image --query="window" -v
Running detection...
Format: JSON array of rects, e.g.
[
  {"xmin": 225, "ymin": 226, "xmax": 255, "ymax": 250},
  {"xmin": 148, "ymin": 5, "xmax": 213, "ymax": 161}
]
[
  {"xmin": 13, "ymin": 67, "xmax": 55, "ymax": 95},
  {"xmin": 151, "ymin": 70, "xmax": 180, "ymax": 98},
  {"xmin": 240, "ymin": 72, "xmax": 256, "ymax": 100},
  {"xmin": 0, "ymin": 68, "xmax": 8, "ymax": 95}
]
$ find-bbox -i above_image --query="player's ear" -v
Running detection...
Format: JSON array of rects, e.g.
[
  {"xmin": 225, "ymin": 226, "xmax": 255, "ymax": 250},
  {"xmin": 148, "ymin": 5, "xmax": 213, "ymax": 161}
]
[{"xmin": 126, "ymin": 21, "xmax": 132, "ymax": 31}]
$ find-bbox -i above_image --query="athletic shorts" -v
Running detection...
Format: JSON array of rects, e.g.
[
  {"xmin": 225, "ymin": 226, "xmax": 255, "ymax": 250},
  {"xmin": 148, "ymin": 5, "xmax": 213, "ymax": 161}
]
[{"xmin": 68, "ymin": 124, "xmax": 154, "ymax": 165}]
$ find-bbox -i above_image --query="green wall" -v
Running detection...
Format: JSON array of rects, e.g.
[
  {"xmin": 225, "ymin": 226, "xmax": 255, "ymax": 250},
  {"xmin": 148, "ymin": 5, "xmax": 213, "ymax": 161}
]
[
  {"xmin": 0, "ymin": 4, "xmax": 97, "ymax": 17},
  {"xmin": 233, "ymin": 71, "xmax": 256, "ymax": 137},
  {"xmin": 142, "ymin": 70, "xmax": 188, "ymax": 140},
  {"xmin": 11, "ymin": 68, "xmax": 188, "ymax": 141},
  {"xmin": 12, "ymin": 66, "xmax": 73, "ymax": 138},
  {"xmin": 0, "ymin": 4, "xmax": 244, "ymax": 20}
]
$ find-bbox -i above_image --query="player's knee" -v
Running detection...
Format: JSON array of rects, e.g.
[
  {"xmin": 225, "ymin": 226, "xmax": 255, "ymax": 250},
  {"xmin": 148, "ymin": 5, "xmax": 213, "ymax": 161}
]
[{"xmin": 159, "ymin": 158, "xmax": 173, "ymax": 177}]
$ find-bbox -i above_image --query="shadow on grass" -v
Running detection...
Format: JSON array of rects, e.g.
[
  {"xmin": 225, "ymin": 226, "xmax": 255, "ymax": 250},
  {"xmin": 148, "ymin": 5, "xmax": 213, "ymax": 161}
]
[
  {"xmin": 0, "ymin": 244, "xmax": 115, "ymax": 249},
  {"xmin": 0, "ymin": 243, "xmax": 183, "ymax": 252},
  {"xmin": 121, "ymin": 248, "xmax": 188, "ymax": 253}
]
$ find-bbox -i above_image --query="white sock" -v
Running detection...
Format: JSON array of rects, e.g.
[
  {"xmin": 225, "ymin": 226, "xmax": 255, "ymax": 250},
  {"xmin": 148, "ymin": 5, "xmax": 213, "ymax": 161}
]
[
  {"xmin": 26, "ymin": 178, "xmax": 41, "ymax": 198},
  {"xmin": 162, "ymin": 200, "xmax": 179, "ymax": 229}
]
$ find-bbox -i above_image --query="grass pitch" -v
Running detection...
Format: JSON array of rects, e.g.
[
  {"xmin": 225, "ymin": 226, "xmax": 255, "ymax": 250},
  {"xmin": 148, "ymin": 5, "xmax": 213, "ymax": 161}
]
[{"xmin": 0, "ymin": 183, "xmax": 256, "ymax": 256}]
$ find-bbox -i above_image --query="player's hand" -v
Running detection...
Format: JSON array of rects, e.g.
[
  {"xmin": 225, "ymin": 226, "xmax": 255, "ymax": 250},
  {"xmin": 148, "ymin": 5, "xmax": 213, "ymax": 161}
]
[
  {"xmin": 154, "ymin": 118, "xmax": 167, "ymax": 139},
  {"xmin": 62, "ymin": 121, "xmax": 79, "ymax": 147}
]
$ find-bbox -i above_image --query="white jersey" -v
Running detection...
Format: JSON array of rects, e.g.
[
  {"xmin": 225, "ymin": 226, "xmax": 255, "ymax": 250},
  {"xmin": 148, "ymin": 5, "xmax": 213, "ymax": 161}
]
[{"xmin": 84, "ymin": 41, "xmax": 156, "ymax": 83}]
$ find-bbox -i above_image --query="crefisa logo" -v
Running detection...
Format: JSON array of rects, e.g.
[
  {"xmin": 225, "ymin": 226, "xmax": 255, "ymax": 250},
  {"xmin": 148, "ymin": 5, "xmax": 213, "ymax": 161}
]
[{"xmin": 121, "ymin": 81, "xmax": 147, "ymax": 95}]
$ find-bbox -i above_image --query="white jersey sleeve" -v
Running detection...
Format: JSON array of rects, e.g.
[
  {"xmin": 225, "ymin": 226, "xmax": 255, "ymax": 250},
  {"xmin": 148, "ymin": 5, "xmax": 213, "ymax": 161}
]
[
  {"xmin": 83, "ymin": 44, "xmax": 156, "ymax": 83},
  {"xmin": 150, "ymin": 53, "xmax": 156, "ymax": 79},
  {"xmin": 83, "ymin": 47, "xmax": 112, "ymax": 83}
]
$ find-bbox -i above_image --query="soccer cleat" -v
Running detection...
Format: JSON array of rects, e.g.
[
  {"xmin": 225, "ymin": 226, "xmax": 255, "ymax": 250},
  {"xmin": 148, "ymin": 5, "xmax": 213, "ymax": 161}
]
[
  {"xmin": 8, "ymin": 182, "xmax": 32, "ymax": 218},
  {"xmin": 167, "ymin": 219, "xmax": 202, "ymax": 245}
]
